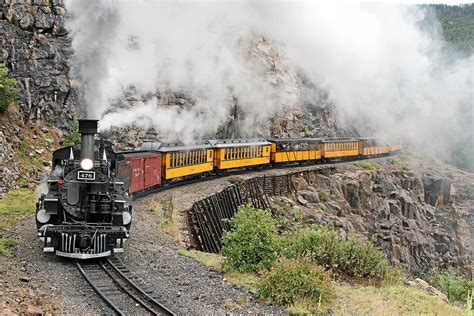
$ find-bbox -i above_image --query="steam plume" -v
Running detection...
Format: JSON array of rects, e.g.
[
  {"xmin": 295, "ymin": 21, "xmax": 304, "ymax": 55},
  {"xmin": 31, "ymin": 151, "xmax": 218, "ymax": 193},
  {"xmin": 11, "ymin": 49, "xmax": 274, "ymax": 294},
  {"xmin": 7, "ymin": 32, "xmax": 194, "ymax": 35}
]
[{"xmin": 65, "ymin": 1, "xmax": 473, "ymax": 167}]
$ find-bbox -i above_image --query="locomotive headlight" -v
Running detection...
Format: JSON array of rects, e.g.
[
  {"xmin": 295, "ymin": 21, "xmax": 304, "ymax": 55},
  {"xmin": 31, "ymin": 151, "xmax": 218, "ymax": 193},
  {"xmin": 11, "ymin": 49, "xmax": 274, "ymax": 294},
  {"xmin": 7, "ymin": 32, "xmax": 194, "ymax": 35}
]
[
  {"xmin": 80, "ymin": 158, "xmax": 94, "ymax": 170},
  {"xmin": 123, "ymin": 211, "xmax": 132, "ymax": 225},
  {"xmin": 36, "ymin": 208, "xmax": 50, "ymax": 224}
]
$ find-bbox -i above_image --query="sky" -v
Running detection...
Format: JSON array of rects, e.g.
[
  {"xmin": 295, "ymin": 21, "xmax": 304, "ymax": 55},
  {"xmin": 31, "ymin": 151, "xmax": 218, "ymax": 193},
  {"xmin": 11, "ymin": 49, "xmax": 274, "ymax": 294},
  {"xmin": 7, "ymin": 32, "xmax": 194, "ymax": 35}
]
[
  {"xmin": 376, "ymin": 0, "xmax": 470, "ymax": 3},
  {"xmin": 312, "ymin": 0, "xmax": 471, "ymax": 4}
]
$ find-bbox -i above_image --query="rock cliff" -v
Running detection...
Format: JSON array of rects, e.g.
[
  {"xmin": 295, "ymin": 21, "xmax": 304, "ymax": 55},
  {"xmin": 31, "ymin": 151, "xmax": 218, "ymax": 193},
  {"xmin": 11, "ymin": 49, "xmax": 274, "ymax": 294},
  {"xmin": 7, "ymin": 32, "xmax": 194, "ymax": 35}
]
[
  {"xmin": 1, "ymin": 0, "xmax": 77, "ymax": 129},
  {"xmin": 276, "ymin": 154, "xmax": 473, "ymax": 274}
]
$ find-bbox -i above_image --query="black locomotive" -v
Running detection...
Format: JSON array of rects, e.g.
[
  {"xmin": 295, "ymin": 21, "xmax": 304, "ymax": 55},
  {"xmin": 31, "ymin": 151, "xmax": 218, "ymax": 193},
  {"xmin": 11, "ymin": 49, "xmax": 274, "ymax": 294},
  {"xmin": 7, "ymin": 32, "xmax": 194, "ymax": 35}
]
[{"xmin": 36, "ymin": 120, "xmax": 132, "ymax": 259}]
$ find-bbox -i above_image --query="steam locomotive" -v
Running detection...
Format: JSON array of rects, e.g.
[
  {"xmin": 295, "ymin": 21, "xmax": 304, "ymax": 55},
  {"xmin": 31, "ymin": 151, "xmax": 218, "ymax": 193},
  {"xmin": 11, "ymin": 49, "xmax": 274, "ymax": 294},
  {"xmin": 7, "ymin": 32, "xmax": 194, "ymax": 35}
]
[{"xmin": 36, "ymin": 120, "xmax": 132, "ymax": 259}]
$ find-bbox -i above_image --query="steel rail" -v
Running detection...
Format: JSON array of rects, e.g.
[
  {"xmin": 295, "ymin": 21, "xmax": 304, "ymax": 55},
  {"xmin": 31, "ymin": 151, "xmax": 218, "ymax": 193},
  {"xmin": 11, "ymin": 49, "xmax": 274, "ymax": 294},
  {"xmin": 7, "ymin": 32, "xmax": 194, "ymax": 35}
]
[
  {"xmin": 75, "ymin": 260, "xmax": 125, "ymax": 316},
  {"xmin": 76, "ymin": 259, "xmax": 175, "ymax": 316},
  {"xmin": 104, "ymin": 258, "xmax": 176, "ymax": 316}
]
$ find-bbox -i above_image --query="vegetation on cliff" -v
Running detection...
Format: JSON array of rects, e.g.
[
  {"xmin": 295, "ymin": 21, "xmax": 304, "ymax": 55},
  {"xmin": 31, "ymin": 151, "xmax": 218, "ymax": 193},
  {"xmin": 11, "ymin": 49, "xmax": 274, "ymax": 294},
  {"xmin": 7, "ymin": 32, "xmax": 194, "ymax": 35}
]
[
  {"xmin": 0, "ymin": 64, "xmax": 19, "ymax": 113},
  {"xmin": 62, "ymin": 119, "xmax": 81, "ymax": 146}
]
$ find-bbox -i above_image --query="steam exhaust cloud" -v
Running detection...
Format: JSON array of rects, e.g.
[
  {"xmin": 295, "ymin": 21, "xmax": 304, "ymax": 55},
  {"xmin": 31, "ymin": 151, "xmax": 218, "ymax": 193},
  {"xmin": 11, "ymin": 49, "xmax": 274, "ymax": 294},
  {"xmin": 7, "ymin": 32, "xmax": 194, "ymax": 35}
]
[{"xmin": 65, "ymin": 0, "xmax": 473, "ymax": 168}]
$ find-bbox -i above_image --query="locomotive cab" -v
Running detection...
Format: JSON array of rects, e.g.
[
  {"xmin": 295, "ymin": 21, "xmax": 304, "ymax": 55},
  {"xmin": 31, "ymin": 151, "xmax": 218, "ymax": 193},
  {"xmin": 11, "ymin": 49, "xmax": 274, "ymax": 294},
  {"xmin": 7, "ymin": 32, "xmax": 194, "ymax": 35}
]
[{"xmin": 36, "ymin": 119, "xmax": 132, "ymax": 259}]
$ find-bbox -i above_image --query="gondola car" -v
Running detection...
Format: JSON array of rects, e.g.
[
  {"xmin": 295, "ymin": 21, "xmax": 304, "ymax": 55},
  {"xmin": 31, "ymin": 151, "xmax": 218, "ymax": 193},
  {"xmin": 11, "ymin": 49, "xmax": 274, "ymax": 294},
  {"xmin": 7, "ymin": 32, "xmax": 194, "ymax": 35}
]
[
  {"xmin": 321, "ymin": 137, "xmax": 359, "ymax": 159},
  {"xmin": 269, "ymin": 138, "xmax": 322, "ymax": 163},
  {"xmin": 209, "ymin": 139, "xmax": 271, "ymax": 170}
]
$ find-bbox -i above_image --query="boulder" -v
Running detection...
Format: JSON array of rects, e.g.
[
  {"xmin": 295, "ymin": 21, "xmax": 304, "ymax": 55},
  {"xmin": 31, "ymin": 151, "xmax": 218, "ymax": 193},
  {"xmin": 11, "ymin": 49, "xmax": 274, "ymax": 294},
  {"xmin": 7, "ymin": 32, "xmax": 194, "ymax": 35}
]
[{"xmin": 407, "ymin": 278, "xmax": 449, "ymax": 303}]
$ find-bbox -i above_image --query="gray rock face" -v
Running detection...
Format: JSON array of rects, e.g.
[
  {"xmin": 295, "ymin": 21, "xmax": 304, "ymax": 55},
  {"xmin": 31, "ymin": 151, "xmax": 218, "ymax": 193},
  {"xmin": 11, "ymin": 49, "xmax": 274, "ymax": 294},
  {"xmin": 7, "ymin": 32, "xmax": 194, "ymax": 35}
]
[
  {"xmin": 276, "ymin": 163, "xmax": 473, "ymax": 275},
  {"xmin": 1, "ymin": 0, "xmax": 77, "ymax": 130},
  {"xmin": 0, "ymin": 129, "xmax": 20, "ymax": 198}
]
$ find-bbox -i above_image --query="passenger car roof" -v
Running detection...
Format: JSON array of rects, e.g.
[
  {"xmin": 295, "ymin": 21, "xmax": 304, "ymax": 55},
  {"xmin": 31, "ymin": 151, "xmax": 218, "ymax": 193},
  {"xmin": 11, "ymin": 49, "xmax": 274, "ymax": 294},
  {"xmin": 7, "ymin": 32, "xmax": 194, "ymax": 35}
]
[
  {"xmin": 268, "ymin": 138, "xmax": 322, "ymax": 144},
  {"xmin": 208, "ymin": 139, "xmax": 271, "ymax": 148}
]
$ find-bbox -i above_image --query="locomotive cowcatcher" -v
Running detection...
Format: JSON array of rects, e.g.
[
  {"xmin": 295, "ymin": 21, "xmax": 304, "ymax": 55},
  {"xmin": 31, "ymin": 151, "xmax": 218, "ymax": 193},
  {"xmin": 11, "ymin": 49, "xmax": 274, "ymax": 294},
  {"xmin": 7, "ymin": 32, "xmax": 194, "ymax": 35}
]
[{"xmin": 36, "ymin": 119, "xmax": 132, "ymax": 259}]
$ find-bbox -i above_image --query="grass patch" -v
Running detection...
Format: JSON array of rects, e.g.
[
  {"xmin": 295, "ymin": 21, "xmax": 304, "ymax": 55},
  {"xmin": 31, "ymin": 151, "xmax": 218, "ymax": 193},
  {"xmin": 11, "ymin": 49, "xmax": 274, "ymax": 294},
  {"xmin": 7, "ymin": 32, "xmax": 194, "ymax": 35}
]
[
  {"xmin": 390, "ymin": 158, "xmax": 403, "ymax": 166},
  {"xmin": 176, "ymin": 248, "xmax": 224, "ymax": 271},
  {"xmin": 224, "ymin": 271, "xmax": 260, "ymax": 293},
  {"xmin": 149, "ymin": 195, "xmax": 180, "ymax": 240},
  {"xmin": 333, "ymin": 284, "xmax": 463, "ymax": 315},
  {"xmin": 176, "ymin": 248, "xmax": 260, "ymax": 292},
  {"xmin": 318, "ymin": 192, "xmax": 330, "ymax": 202},
  {"xmin": 258, "ymin": 258, "xmax": 333, "ymax": 312},
  {"xmin": 287, "ymin": 298, "xmax": 315, "ymax": 315},
  {"xmin": 222, "ymin": 295, "xmax": 251, "ymax": 310},
  {"xmin": 0, "ymin": 238, "xmax": 20, "ymax": 257},
  {"xmin": 0, "ymin": 189, "xmax": 36, "ymax": 229},
  {"xmin": 355, "ymin": 161, "xmax": 381, "ymax": 171}
]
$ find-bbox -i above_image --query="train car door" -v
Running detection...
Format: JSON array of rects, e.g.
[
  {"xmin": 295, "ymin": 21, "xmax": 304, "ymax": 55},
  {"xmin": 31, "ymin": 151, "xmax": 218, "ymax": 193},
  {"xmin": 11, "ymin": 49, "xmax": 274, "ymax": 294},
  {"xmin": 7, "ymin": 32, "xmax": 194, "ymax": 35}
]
[{"xmin": 144, "ymin": 154, "xmax": 162, "ymax": 188}]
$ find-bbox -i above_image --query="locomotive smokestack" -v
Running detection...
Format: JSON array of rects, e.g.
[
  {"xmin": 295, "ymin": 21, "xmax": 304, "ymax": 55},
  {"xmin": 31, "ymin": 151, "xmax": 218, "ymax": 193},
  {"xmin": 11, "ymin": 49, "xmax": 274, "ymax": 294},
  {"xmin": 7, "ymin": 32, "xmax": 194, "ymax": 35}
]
[{"xmin": 78, "ymin": 119, "xmax": 98, "ymax": 170}]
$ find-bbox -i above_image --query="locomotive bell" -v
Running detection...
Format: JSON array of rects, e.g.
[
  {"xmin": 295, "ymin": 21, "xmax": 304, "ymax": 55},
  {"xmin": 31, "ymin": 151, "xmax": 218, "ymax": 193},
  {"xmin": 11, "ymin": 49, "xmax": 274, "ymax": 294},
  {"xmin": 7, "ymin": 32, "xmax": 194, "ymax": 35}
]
[{"xmin": 78, "ymin": 119, "xmax": 98, "ymax": 170}]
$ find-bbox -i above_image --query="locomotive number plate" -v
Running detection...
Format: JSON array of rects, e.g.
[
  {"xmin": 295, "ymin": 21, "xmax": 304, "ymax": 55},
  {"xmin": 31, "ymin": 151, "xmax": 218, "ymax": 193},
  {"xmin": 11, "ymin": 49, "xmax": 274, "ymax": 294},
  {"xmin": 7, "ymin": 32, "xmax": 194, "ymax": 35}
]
[{"xmin": 77, "ymin": 171, "xmax": 96, "ymax": 180}]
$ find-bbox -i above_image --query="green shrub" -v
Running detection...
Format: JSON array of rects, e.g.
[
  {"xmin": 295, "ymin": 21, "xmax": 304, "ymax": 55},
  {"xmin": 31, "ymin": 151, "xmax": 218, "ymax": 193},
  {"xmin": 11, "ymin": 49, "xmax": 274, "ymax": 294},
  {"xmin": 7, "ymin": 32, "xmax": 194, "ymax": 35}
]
[
  {"xmin": 19, "ymin": 178, "xmax": 29, "ymax": 188},
  {"xmin": 221, "ymin": 204, "xmax": 278, "ymax": 272},
  {"xmin": 258, "ymin": 258, "xmax": 333, "ymax": 308},
  {"xmin": 337, "ymin": 238, "xmax": 390, "ymax": 279},
  {"xmin": 0, "ymin": 64, "xmax": 19, "ymax": 113},
  {"xmin": 281, "ymin": 226, "xmax": 340, "ymax": 268},
  {"xmin": 281, "ymin": 226, "xmax": 392, "ymax": 281},
  {"xmin": 63, "ymin": 119, "xmax": 81, "ymax": 146},
  {"xmin": 427, "ymin": 269, "xmax": 474, "ymax": 304}
]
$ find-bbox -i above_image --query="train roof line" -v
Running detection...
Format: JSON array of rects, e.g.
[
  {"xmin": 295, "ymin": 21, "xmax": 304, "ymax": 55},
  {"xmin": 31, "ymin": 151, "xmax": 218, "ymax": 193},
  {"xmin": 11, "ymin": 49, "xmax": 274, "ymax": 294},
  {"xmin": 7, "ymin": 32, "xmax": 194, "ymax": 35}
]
[{"xmin": 208, "ymin": 139, "xmax": 271, "ymax": 148}]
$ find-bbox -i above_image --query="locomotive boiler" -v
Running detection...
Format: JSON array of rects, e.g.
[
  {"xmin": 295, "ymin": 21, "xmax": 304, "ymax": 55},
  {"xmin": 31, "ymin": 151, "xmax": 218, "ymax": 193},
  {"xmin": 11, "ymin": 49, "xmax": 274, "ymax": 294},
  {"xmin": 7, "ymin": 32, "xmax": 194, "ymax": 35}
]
[{"xmin": 36, "ymin": 119, "xmax": 132, "ymax": 259}]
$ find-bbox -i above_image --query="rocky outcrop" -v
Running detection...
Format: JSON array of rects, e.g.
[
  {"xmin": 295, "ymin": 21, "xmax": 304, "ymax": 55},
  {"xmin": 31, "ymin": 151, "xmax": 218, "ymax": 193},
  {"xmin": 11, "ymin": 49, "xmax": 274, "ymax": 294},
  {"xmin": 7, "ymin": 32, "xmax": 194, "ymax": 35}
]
[
  {"xmin": 0, "ymin": 0, "xmax": 77, "ymax": 130},
  {"xmin": 274, "ymin": 157, "xmax": 473, "ymax": 275}
]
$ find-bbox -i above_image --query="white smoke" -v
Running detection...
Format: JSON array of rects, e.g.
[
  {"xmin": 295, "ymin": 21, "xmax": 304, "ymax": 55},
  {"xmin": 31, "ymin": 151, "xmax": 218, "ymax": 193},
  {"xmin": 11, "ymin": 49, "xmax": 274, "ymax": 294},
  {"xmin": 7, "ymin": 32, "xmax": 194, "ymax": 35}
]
[
  {"xmin": 251, "ymin": 2, "xmax": 473, "ymax": 162},
  {"xmin": 36, "ymin": 166, "xmax": 64, "ymax": 198},
  {"xmin": 66, "ymin": 1, "xmax": 297, "ymax": 142},
  {"xmin": 65, "ymin": 1, "xmax": 473, "ymax": 165}
]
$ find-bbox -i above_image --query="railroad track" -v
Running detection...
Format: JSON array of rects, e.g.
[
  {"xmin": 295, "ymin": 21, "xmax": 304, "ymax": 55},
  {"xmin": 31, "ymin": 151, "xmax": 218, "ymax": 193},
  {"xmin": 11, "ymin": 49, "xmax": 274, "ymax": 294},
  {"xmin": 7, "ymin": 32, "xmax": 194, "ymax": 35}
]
[{"xmin": 76, "ymin": 257, "xmax": 175, "ymax": 316}]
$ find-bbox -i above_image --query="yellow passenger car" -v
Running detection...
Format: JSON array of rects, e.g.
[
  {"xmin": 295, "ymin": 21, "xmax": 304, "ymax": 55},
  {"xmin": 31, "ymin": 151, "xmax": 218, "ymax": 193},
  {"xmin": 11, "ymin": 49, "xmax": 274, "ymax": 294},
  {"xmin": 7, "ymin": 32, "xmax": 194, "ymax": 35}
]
[
  {"xmin": 269, "ymin": 138, "xmax": 322, "ymax": 163},
  {"xmin": 359, "ymin": 138, "xmax": 390, "ymax": 157},
  {"xmin": 321, "ymin": 137, "xmax": 359, "ymax": 159},
  {"xmin": 389, "ymin": 142, "xmax": 402, "ymax": 153},
  {"xmin": 209, "ymin": 139, "xmax": 271, "ymax": 170},
  {"xmin": 158, "ymin": 142, "xmax": 214, "ymax": 180}
]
